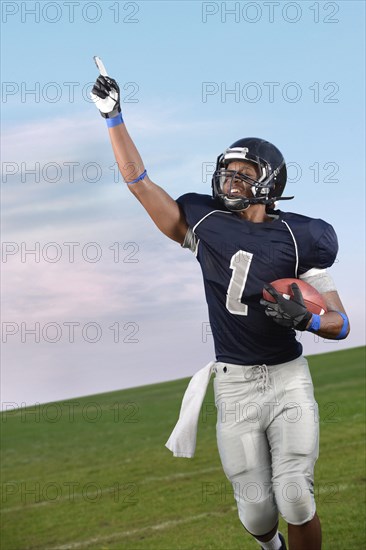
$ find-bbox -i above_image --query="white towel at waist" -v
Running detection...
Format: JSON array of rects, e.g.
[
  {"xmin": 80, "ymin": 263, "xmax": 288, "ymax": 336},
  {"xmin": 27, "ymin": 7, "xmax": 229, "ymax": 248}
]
[{"xmin": 165, "ymin": 361, "xmax": 216, "ymax": 458}]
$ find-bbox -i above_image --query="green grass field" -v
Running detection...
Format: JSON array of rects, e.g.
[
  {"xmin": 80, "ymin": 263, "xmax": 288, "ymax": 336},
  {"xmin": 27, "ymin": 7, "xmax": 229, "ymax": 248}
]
[{"xmin": 1, "ymin": 347, "xmax": 365, "ymax": 550}]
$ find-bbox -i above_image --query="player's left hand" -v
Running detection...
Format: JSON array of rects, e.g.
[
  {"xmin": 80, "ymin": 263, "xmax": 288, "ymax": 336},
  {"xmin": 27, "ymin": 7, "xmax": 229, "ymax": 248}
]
[{"xmin": 260, "ymin": 282, "xmax": 312, "ymax": 330}]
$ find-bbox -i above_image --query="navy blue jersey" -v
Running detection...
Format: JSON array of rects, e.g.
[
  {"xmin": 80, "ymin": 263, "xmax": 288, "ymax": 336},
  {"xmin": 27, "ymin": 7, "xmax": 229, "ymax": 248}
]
[{"xmin": 177, "ymin": 193, "xmax": 338, "ymax": 366}]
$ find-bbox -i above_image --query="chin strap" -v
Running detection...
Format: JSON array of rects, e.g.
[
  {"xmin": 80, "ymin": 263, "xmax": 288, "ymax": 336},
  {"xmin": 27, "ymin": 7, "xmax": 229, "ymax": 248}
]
[
  {"xmin": 223, "ymin": 194, "xmax": 294, "ymax": 212},
  {"xmin": 246, "ymin": 195, "xmax": 295, "ymax": 208},
  {"xmin": 259, "ymin": 195, "xmax": 294, "ymax": 206}
]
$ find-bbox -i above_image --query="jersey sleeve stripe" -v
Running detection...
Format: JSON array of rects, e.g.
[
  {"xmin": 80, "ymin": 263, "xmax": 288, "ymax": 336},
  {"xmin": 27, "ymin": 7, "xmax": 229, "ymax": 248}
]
[{"xmin": 281, "ymin": 220, "xmax": 299, "ymax": 278}]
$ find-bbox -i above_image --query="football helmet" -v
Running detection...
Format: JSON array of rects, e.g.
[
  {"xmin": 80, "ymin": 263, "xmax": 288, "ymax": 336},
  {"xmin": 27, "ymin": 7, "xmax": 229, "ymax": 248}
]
[{"xmin": 212, "ymin": 137, "xmax": 293, "ymax": 211}]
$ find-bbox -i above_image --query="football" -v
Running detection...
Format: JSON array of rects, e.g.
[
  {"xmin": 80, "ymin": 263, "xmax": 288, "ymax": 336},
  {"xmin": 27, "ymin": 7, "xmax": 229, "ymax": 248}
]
[{"xmin": 263, "ymin": 278, "xmax": 328, "ymax": 315}]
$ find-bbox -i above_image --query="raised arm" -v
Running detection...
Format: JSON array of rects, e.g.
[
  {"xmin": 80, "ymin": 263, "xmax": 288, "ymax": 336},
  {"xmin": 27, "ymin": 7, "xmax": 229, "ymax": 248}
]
[{"xmin": 91, "ymin": 66, "xmax": 188, "ymax": 244}]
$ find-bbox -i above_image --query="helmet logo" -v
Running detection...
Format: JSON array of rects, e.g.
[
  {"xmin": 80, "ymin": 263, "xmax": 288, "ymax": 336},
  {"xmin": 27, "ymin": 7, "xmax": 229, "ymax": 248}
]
[
  {"xmin": 225, "ymin": 147, "xmax": 249, "ymax": 159},
  {"xmin": 237, "ymin": 147, "xmax": 249, "ymax": 159}
]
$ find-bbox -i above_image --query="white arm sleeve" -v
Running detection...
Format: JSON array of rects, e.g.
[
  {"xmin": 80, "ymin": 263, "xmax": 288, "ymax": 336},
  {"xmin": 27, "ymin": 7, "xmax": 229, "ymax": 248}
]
[
  {"xmin": 182, "ymin": 227, "xmax": 198, "ymax": 254},
  {"xmin": 299, "ymin": 268, "xmax": 337, "ymax": 293}
]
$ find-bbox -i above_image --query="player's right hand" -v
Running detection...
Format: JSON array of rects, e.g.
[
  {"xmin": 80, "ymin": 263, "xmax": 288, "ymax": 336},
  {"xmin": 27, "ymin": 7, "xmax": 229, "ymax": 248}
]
[
  {"xmin": 91, "ymin": 75, "xmax": 121, "ymax": 119},
  {"xmin": 260, "ymin": 283, "xmax": 312, "ymax": 331}
]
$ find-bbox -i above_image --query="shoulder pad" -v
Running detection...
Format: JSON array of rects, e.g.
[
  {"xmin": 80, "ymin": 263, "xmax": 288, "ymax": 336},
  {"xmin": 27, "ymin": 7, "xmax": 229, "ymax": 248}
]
[
  {"xmin": 280, "ymin": 212, "xmax": 338, "ymax": 274},
  {"xmin": 176, "ymin": 193, "xmax": 225, "ymax": 228}
]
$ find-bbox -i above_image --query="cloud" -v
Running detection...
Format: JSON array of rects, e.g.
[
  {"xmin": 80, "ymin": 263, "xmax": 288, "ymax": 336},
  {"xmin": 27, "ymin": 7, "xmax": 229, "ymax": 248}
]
[
  {"xmin": 3, "ymin": 242, "xmax": 202, "ymax": 322},
  {"xmin": 2, "ymin": 110, "xmax": 364, "ymax": 407}
]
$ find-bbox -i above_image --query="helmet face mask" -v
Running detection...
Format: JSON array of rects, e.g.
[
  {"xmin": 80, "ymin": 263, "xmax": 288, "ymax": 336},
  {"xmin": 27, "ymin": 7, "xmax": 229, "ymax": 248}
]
[
  {"xmin": 213, "ymin": 166, "xmax": 263, "ymax": 211},
  {"xmin": 212, "ymin": 138, "xmax": 291, "ymax": 212}
]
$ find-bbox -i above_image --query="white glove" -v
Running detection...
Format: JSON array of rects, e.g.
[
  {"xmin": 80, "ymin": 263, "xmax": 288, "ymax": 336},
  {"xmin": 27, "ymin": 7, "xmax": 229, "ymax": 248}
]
[{"xmin": 90, "ymin": 57, "xmax": 121, "ymax": 119}]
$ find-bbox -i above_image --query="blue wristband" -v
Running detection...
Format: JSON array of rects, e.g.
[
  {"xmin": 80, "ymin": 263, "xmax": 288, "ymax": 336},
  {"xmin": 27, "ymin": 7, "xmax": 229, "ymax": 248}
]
[
  {"xmin": 335, "ymin": 311, "xmax": 349, "ymax": 339},
  {"xmin": 127, "ymin": 169, "xmax": 147, "ymax": 185},
  {"xmin": 106, "ymin": 113, "xmax": 124, "ymax": 128},
  {"xmin": 307, "ymin": 314, "xmax": 321, "ymax": 333}
]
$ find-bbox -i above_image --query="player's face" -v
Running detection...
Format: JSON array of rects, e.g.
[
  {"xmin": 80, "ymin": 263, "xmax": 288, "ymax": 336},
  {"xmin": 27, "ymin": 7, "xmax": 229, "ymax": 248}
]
[{"xmin": 222, "ymin": 161, "xmax": 259, "ymax": 198}]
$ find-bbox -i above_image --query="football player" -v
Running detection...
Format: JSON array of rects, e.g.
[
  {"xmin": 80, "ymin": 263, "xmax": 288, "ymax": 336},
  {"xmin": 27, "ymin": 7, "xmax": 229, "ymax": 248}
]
[{"xmin": 91, "ymin": 69, "xmax": 350, "ymax": 550}]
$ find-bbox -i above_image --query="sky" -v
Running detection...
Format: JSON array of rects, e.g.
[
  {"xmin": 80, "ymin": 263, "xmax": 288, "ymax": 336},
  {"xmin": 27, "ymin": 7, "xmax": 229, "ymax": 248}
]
[{"xmin": 1, "ymin": 0, "xmax": 365, "ymax": 408}]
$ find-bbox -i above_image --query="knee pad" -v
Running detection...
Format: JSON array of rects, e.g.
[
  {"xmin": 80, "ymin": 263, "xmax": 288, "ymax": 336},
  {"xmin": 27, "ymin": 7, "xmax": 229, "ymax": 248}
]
[
  {"xmin": 234, "ymin": 485, "xmax": 278, "ymax": 537},
  {"xmin": 274, "ymin": 475, "xmax": 316, "ymax": 525}
]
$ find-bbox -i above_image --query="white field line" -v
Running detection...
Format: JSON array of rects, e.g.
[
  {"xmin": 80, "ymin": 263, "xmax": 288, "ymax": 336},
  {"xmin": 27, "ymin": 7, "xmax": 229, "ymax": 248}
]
[
  {"xmin": 49, "ymin": 507, "xmax": 238, "ymax": 550},
  {"xmin": 143, "ymin": 466, "xmax": 221, "ymax": 483},
  {"xmin": 2, "ymin": 483, "xmax": 356, "ymax": 549},
  {"xmin": 0, "ymin": 467, "xmax": 222, "ymax": 513},
  {"xmin": 44, "ymin": 483, "xmax": 356, "ymax": 550}
]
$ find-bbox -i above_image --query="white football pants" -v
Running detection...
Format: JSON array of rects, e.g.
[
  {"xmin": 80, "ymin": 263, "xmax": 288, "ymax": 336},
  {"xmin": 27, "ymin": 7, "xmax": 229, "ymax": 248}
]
[{"xmin": 213, "ymin": 355, "xmax": 319, "ymax": 537}]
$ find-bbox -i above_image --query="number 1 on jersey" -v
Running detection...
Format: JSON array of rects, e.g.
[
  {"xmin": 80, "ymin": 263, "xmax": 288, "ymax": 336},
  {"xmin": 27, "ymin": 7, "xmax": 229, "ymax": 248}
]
[{"xmin": 226, "ymin": 250, "xmax": 253, "ymax": 315}]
